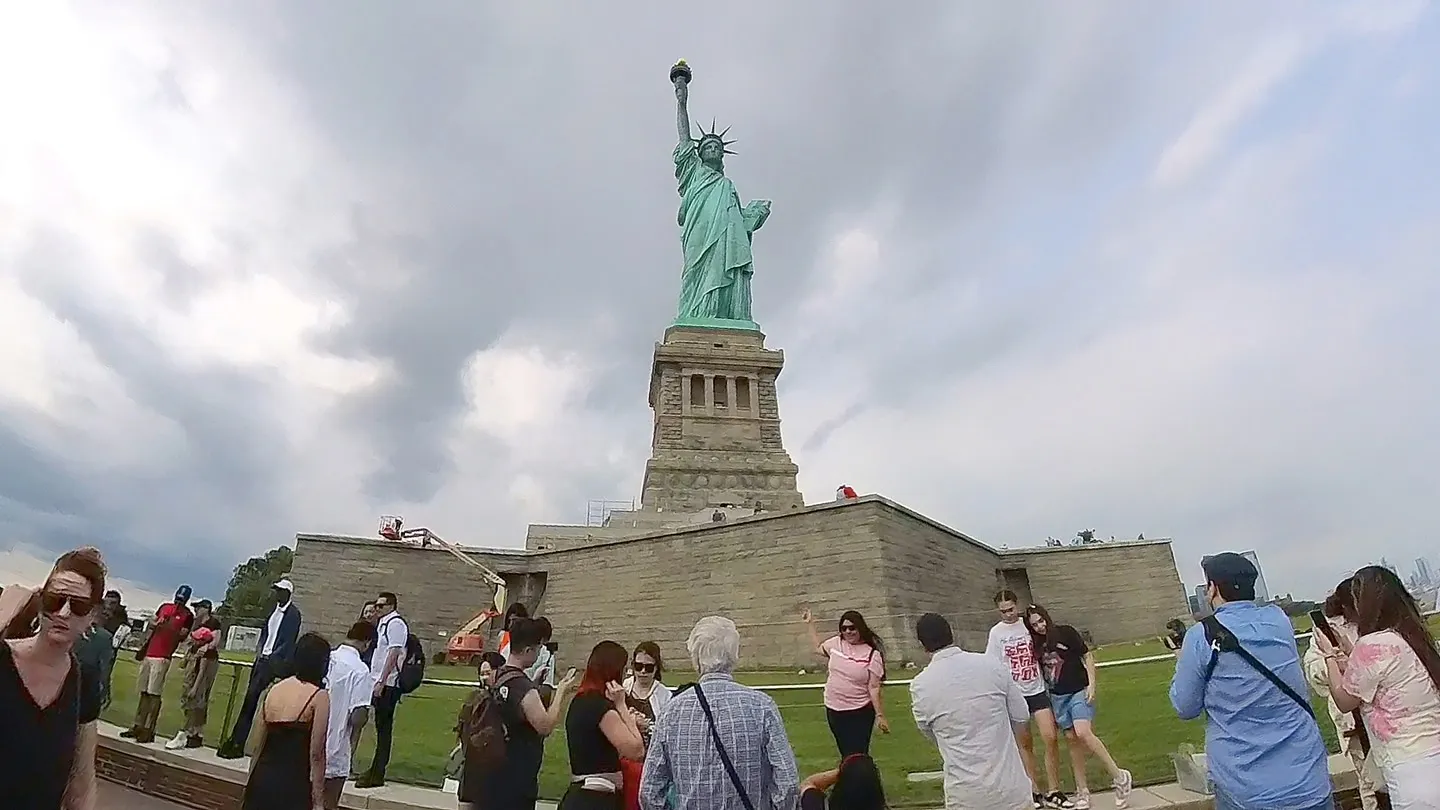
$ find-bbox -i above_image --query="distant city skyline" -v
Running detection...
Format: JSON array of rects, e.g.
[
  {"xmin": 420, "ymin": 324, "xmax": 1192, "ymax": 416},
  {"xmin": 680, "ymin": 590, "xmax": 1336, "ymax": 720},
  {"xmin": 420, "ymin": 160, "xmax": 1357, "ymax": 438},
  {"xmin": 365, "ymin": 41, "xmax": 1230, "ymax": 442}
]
[{"xmin": 1414, "ymin": 556, "xmax": 1435, "ymax": 588}]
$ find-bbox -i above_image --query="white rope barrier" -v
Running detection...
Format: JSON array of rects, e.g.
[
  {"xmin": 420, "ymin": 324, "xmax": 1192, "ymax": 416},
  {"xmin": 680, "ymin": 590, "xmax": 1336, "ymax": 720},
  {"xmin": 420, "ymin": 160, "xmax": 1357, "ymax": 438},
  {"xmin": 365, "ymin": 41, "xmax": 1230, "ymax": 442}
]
[{"xmin": 200, "ymin": 613, "xmax": 1434, "ymax": 693}]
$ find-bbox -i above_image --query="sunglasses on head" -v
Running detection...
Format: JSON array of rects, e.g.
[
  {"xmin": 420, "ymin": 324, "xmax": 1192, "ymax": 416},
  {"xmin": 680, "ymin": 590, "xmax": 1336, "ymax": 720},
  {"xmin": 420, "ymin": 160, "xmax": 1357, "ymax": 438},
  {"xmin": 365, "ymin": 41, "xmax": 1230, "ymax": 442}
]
[
  {"xmin": 632, "ymin": 662, "xmax": 656, "ymax": 673},
  {"xmin": 41, "ymin": 592, "xmax": 96, "ymax": 617}
]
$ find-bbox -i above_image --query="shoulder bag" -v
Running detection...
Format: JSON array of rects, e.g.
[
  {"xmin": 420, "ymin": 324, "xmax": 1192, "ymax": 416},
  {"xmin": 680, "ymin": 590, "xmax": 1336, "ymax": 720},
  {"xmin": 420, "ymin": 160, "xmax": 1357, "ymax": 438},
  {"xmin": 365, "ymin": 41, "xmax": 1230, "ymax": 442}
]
[{"xmin": 693, "ymin": 683, "xmax": 756, "ymax": 810}]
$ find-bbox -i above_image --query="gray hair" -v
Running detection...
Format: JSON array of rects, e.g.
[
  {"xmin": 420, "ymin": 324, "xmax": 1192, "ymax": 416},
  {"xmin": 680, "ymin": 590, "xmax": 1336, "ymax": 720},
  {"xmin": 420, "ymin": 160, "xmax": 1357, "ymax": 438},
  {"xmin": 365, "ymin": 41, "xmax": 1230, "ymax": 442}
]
[{"xmin": 686, "ymin": 615, "xmax": 740, "ymax": 675}]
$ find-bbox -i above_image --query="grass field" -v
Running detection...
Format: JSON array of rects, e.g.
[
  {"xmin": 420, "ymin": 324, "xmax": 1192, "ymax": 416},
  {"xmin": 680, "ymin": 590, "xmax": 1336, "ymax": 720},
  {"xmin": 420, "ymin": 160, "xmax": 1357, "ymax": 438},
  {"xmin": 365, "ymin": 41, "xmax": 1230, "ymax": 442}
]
[{"xmin": 100, "ymin": 641, "xmax": 1344, "ymax": 808}]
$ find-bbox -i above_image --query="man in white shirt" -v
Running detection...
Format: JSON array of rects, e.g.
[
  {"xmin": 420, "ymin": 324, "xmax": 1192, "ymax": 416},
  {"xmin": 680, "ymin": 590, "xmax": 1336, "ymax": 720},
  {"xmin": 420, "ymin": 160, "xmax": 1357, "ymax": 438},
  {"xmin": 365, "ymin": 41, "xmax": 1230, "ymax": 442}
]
[
  {"xmin": 987, "ymin": 590, "xmax": 1069, "ymax": 809},
  {"xmin": 911, "ymin": 613, "xmax": 1032, "ymax": 810},
  {"xmin": 356, "ymin": 591, "xmax": 409, "ymax": 788},
  {"xmin": 324, "ymin": 621, "xmax": 378, "ymax": 809}
]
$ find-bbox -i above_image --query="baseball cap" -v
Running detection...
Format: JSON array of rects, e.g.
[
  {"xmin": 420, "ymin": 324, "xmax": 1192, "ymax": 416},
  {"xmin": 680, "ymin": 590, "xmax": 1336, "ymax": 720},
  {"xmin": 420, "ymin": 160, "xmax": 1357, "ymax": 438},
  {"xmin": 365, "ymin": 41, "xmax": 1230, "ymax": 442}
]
[
  {"xmin": 175, "ymin": 585, "xmax": 192, "ymax": 600},
  {"xmin": 1202, "ymin": 552, "xmax": 1258, "ymax": 590},
  {"xmin": 273, "ymin": 578, "xmax": 294, "ymax": 592}
]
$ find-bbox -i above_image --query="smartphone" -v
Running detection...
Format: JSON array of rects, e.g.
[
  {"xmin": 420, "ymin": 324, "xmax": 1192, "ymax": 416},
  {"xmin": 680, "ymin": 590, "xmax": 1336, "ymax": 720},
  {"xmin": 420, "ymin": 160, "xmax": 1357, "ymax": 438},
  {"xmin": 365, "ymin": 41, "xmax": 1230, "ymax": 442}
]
[
  {"xmin": 1309, "ymin": 610, "xmax": 1340, "ymax": 646},
  {"xmin": 544, "ymin": 641, "xmax": 559, "ymax": 653}
]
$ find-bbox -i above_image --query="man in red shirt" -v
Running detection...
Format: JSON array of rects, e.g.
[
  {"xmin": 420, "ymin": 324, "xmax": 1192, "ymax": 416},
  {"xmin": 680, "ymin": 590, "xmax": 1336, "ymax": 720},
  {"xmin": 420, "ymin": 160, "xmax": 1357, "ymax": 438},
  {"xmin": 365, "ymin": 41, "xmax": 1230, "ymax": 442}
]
[{"xmin": 122, "ymin": 585, "xmax": 194, "ymax": 743}]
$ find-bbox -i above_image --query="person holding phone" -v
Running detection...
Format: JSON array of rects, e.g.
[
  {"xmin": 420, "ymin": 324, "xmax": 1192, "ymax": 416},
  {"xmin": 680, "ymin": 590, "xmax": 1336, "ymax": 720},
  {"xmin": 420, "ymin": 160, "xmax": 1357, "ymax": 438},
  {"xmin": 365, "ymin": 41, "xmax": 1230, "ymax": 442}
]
[
  {"xmin": 1302, "ymin": 578, "xmax": 1385, "ymax": 810},
  {"xmin": 1313, "ymin": 567, "xmax": 1440, "ymax": 809},
  {"xmin": 458, "ymin": 617, "xmax": 577, "ymax": 810},
  {"xmin": 560, "ymin": 641, "xmax": 646, "ymax": 809}
]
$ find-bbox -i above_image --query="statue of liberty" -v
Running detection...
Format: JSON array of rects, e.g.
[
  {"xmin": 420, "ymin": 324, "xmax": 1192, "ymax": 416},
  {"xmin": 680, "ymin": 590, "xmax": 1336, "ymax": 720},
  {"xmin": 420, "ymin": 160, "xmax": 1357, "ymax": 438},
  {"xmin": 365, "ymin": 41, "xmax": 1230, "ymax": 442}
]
[{"xmin": 669, "ymin": 61, "xmax": 771, "ymax": 327}]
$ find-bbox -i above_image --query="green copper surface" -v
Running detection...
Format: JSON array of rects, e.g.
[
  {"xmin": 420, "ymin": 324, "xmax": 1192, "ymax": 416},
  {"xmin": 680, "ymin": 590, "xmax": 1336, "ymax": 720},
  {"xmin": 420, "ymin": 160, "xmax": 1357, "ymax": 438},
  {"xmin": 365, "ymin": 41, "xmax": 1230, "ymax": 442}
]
[{"xmin": 670, "ymin": 62, "xmax": 771, "ymax": 326}]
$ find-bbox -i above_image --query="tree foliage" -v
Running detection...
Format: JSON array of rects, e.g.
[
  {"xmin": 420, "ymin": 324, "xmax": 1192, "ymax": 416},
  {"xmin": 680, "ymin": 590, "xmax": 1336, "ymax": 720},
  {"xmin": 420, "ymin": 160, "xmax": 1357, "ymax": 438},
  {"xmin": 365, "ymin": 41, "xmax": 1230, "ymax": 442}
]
[{"xmin": 218, "ymin": 546, "xmax": 293, "ymax": 624}]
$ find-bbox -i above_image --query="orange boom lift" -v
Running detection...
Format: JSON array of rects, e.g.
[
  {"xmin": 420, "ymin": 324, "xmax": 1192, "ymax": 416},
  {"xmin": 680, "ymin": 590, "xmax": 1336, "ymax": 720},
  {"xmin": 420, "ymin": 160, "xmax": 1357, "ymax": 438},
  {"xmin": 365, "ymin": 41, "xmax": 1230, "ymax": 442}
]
[{"xmin": 377, "ymin": 516, "xmax": 508, "ymax": 666}]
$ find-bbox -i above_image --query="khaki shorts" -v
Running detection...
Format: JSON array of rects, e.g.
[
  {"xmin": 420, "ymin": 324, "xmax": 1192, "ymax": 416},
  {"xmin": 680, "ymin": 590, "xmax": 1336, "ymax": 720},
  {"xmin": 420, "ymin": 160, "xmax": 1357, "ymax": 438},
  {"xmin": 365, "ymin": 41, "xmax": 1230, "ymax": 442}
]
[{"xmin": 137, "ymin": 656, "xmax": 171, "ymax": 695}]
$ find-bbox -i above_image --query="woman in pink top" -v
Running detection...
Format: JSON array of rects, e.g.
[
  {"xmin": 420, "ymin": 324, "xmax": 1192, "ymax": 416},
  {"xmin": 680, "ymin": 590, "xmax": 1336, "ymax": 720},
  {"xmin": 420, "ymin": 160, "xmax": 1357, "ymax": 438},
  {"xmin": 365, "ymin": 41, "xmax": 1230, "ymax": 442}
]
[
  {"xmin": 1315, "ymin": 566, "xmax": 1440, "ymax": 810},
  {"xmin": 803, "ymin": 608, "xmax": 889, "ymax": 756}
]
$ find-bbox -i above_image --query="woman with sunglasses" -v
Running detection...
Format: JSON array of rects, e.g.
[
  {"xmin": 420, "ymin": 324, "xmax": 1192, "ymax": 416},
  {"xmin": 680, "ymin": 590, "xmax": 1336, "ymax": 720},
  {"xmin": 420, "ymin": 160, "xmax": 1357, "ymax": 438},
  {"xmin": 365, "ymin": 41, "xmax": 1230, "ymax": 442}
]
[
  {"xmin": 0, "ymin": 546, "xmax": 107, "ymax": 810},
  {"xmin": 619, "ymin": 642, "xmax": 671, "ymax": 810},
  {"xmin": 803, "ymin": 608, "xmax": 889, "ymax": 756},
  {"xmin": 623, "ymin": 641, "xmax": 672, "ymax": 730}
]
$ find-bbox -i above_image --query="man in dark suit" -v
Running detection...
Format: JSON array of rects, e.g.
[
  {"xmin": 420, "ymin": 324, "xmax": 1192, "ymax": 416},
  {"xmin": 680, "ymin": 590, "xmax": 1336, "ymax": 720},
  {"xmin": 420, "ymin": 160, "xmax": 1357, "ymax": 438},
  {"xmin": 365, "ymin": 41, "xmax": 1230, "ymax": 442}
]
[{"xmin": 216, "ymin": 578, "xmax": 302, "ymax": 758}]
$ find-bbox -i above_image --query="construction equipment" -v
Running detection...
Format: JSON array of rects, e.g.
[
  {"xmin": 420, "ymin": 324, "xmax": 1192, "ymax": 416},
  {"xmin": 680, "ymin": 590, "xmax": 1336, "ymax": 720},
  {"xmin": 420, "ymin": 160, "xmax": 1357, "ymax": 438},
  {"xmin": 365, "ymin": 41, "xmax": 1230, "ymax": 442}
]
[{"xmin": 378, "ymin": 516, "xmax": 508, "ymax": 666}]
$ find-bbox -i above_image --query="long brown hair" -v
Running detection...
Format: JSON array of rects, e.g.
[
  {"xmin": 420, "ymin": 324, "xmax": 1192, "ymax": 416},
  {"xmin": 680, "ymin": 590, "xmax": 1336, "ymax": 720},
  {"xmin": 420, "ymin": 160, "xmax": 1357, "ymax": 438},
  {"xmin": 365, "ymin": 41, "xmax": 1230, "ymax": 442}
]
[
  {"xmin": 1023, "ymin": 603, "xmax": 1057, "ymax": 649},
  {"xmin": 1351, "ymin": 566, "xmax": 1440, "ymax": 691}
]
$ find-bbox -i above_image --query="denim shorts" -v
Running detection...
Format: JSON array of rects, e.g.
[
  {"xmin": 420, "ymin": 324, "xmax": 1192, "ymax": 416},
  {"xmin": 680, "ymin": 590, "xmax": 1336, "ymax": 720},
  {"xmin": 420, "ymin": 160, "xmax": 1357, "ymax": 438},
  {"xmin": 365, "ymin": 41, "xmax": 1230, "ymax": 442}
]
[{"xmin": 1050, "ymin": 690, "xmax": 1094, "ymax": 730}]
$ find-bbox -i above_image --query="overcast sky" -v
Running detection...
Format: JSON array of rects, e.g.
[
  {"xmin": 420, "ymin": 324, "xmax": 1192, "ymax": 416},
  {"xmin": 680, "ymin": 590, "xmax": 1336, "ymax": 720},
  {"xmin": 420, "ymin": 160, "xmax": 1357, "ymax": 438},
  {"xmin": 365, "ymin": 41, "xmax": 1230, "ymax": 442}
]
[{"xmin": 1, "ymin": 1, "xmax": 1436, "ymax": 609}]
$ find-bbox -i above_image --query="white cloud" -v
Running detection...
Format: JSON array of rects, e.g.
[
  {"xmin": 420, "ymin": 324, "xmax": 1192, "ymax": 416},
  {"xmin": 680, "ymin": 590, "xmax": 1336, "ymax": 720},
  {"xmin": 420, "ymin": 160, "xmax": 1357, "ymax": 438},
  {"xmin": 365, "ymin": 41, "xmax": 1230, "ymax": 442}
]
[
  {"xmin": 0, "ymin": 3, "xmax": 1436, "ymax": 605},
  {"xmin": 0, "ymin": 542, "xmax": 182, "ymax": 616},
  {"xmin": 1152, "ymin": 32, "xmax": 1312, "ymax": 189}
]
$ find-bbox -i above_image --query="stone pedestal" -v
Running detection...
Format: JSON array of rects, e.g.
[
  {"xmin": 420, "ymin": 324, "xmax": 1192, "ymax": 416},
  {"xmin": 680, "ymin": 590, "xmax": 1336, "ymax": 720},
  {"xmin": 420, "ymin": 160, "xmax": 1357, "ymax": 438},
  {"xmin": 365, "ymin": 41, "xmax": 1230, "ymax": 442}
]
[{"xmin": 637, "ymin": 325, "xmax": 803, "ymax": 514}]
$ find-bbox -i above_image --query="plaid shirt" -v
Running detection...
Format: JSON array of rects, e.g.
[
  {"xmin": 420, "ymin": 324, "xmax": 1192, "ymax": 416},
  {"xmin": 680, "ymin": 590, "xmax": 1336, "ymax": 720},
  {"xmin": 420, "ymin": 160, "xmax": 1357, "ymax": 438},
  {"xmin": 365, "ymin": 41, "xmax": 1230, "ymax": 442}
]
[{"xmin": 639, "ymin": 673, "xmax": 799, "ymax": 810}]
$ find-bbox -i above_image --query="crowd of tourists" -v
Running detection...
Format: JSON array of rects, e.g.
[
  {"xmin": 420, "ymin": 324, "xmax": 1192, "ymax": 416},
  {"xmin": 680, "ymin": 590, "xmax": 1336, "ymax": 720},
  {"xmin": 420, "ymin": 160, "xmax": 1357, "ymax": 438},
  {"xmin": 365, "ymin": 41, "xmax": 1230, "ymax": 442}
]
[
  {"xmin": 3, "ymin": 545, "xmax": 1440, "ymax": 810},
  {"xmin": 1172, "ymin": 553, "xmax": 1440, "ymax": 810}
]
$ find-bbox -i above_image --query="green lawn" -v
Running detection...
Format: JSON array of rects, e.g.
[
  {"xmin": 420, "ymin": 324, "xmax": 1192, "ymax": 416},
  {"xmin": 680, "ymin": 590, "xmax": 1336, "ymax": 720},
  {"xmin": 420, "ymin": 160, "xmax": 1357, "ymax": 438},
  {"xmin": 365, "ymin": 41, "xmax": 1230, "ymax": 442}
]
[{"xmin": 101, "ymin": 650, "xmax": 1344, "ymax": 808}]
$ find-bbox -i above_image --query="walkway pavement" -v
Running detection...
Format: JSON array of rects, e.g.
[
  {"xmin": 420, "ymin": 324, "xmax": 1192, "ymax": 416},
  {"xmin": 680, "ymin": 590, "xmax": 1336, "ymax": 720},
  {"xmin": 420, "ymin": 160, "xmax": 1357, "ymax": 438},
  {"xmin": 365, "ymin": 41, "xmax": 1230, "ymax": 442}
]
[{"xmin": 100, "ymin": 780, "xmax": 189, "ymax": 809}]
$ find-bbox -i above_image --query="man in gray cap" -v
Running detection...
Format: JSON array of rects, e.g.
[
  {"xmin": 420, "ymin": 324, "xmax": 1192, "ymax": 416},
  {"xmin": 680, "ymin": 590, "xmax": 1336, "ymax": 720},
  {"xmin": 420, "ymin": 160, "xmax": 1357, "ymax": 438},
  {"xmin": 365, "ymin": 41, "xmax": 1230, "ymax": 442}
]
[{"xmin": 1169, "ymin": 553, "xmax": 1333, "ymax": 810}]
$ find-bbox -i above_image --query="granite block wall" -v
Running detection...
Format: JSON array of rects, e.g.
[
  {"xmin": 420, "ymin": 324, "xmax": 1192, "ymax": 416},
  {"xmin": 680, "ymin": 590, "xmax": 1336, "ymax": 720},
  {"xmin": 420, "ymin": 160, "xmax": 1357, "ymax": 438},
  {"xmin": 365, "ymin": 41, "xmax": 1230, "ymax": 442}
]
[
  {"xmin": 290, "ymin": 498, "xmax": 1190, "ymax": 673},
  {"xmin": 1002, "ymin": 541, "xmax": 1192, "ymax": 645}
]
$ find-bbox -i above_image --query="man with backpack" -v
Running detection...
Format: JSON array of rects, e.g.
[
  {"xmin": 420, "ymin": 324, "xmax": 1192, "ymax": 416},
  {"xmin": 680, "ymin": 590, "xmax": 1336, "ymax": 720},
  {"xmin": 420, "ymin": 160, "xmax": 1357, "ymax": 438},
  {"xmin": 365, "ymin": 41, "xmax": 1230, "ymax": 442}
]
[
  {"xmin": 356, "ymin": 591, "xmax": 417, "ymax": 788},
  {"xmin": 456, "ymin": 617, "xmax": 577, "ymax": 810},
  {"xmin": 1169, "ymin": 552, "xmax": 1334, "ymax": 810}
]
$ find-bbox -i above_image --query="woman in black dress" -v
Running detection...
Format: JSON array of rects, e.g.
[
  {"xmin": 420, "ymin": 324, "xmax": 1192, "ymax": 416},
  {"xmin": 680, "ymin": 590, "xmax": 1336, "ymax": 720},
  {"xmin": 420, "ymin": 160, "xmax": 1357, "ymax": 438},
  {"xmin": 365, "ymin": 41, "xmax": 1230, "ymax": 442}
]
[
  {"xmin": 0, "ymin": 546, "xmax": 107, "ymax": 810},
  {"xmin": 561, "ymin": 641, "xmax": 646, "ymax": 810},
  {"xmin": 242, "ymin": 633, "xmax": 332, "ymax": 810}
]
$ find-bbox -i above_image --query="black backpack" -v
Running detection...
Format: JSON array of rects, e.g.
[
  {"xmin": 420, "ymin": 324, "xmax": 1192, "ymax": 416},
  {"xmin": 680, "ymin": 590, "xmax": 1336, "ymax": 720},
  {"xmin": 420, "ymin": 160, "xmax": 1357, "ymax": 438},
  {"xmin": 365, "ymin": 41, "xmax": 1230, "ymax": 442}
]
[
  {"xmin": 398, "ymin": 634, "xmax": 426, "ymax": 694},
  {"xmin": 381, "ymin": 616, "xmax": 427, "ymax": 694},
  {"xmin": 459, "ymin": 668, "xmax": 525, "ymax": 767}
]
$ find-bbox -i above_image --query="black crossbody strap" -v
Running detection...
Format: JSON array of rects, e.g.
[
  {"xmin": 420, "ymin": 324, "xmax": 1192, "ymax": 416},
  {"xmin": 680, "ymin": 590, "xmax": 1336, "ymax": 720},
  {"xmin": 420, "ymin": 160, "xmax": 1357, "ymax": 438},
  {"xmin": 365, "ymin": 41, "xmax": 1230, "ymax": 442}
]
[
  {"xmin": 693, "ymin": 683, "xmax": 756, "ymax": 810},
  {"xmin": 1201, "ymin": 616, "xmax": 1314, "ymax": 718}
]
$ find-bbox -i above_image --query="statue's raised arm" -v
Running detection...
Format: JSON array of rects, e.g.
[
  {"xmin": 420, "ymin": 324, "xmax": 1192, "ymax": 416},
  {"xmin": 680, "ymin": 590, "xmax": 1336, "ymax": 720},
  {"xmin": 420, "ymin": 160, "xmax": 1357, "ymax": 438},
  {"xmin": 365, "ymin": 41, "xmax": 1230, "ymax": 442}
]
[
  {"xmin": 671, "ymin": 60, "xmax": 692, "ymax": 145},
  {"xmin": 666, "ymin": 60, "xmax": 769, "ymax": 328}
]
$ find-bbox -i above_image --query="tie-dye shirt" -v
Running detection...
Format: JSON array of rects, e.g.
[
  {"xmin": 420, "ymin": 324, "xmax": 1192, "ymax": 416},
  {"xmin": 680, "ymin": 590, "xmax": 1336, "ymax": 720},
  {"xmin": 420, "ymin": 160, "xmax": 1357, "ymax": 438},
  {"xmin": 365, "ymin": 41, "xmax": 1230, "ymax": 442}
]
[{"xmin": 1341, "ymin": 629, "xmax": 1440, "ymax": 769}]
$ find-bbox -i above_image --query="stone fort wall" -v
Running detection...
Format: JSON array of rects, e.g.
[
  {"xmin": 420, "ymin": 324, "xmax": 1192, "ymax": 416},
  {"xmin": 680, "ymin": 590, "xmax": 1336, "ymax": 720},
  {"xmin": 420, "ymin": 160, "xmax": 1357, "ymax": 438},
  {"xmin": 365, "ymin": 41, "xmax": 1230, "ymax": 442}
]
[{"xmin": 290, "ymin": 496, "xmax": 1189, "ymax": 672}]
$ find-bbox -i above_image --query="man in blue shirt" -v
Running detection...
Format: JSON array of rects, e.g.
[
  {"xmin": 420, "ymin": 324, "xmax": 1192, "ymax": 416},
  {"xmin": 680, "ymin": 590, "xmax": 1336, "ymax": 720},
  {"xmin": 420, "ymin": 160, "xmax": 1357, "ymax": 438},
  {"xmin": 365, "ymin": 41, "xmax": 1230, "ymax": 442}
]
[{"xmin": 1170, "ymin": 552, "xmax": 1333, "ymax": 810}]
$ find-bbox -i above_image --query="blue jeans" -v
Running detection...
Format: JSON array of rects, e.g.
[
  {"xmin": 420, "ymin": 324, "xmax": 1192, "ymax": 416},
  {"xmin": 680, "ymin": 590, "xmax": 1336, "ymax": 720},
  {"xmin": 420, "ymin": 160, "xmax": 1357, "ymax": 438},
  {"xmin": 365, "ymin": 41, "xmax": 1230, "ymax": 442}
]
[
  {"xmin": 1213, "ymin": 793, "xmax": 1334, "ymax": 810},
  {"xmin": 1050, "ymin": 691, "xmax": 1095, "ymax": 730}
]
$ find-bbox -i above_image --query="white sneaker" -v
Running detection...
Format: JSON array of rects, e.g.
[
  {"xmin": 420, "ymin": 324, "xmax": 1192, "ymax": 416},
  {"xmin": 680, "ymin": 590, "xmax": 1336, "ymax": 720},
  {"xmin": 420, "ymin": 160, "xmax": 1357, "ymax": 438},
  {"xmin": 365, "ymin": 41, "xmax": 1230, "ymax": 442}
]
[
  {"xmin": 1074, "ymin": 790, "xmax": 1091, "ymax": 810},
  {"xmin": 164, "ymin": 731, "xmax": 189, "ymax": 750},
  {"xmin": 1113, "ymin": 769, "xmax": 1133, "ymax": 809}
]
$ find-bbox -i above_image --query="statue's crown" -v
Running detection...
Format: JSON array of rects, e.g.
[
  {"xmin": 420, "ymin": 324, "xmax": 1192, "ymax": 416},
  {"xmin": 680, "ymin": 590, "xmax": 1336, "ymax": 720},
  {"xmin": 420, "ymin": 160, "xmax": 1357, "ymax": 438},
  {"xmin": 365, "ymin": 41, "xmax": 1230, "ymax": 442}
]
[{"xmin": 693, "ymin": 119, "xmax": 737, "ymax": 155}]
